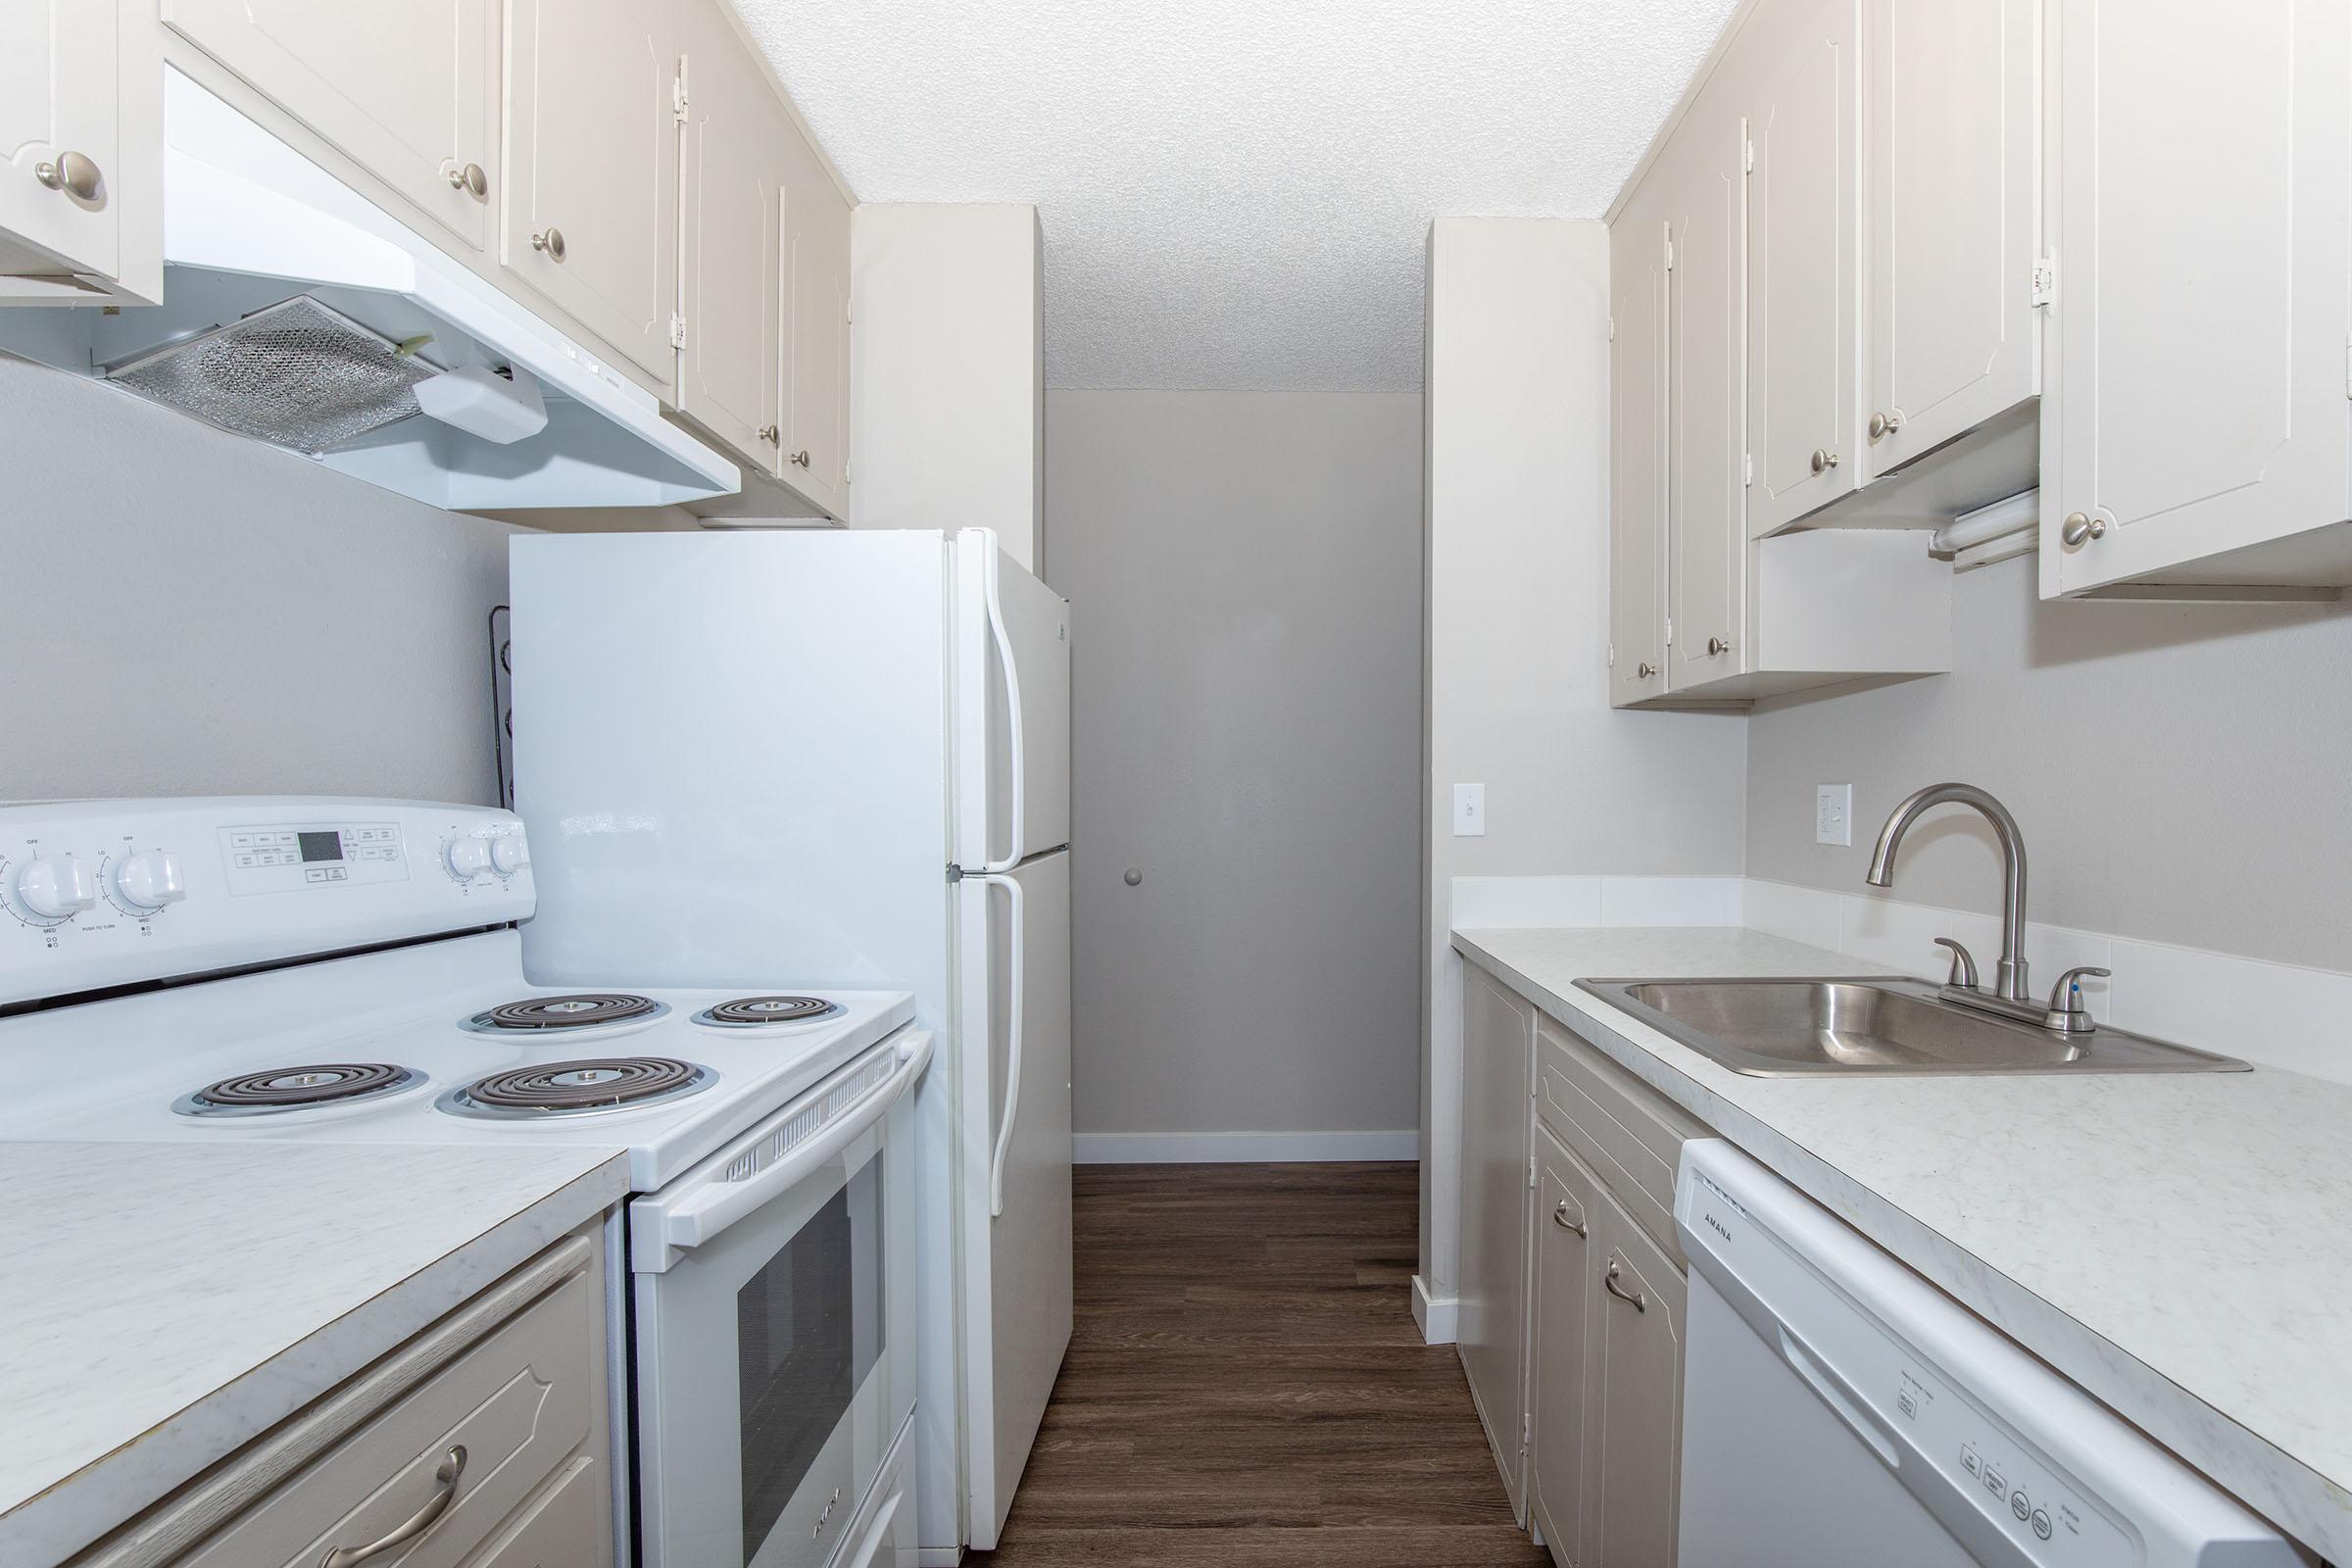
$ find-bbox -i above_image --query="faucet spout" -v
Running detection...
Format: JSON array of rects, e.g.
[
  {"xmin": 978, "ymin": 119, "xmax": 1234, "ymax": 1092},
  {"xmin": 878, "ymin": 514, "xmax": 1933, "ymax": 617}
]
[{"xmin": 1864, "ymin": 783, "xmax": 2033, "ymax": 1003}]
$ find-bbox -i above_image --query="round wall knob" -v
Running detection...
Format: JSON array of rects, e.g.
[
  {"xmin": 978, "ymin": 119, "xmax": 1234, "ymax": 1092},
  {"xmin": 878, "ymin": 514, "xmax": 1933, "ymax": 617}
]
[
  {"xmin": 1810, "ymin": 448, "xmax": 1840, "ymax": 474},
  {"xmin": 448, "ymin": 161, "xmax": 488, "ymax": 198},
  {"xmin": 489, "ymin": 831, "xmax": 531, "ymax": 875},
  {"xmin": 1707, "ymin": 636, "xmax": 1730, "ymax": 657},
  {"xmin": 2060, "ymin": 512, "xmax": 2107, "ymax": 548},
  {"xmin": 33, "ymin": 150, "xmax": 102, "ymax": 203},
  {"xmin": 531, "ymin": 227, "xmax": 566, "ymax": 262},
  {"xmin": 16, "ymin": 855, "xmax": 97, "ymax": 920},
  {"xmin": 112, "ymin": 851, "xmax": 186, "ymax": 912},
  {"xmin": 445, "ymin": 837, "xmax": 495, "ymax": 881},
  {"xmin": 1123, "ymin": 868, "xmax": 1143, "ymax": 886}
]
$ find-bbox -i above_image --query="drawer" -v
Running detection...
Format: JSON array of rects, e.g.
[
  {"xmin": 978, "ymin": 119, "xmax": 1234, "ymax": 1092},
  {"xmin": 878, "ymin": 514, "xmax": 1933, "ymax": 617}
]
[
  {"xmin": 1536, "ymin": 1012, "xmax": 1710, "ymax": 1262},
  {"xmin": 456, "ymin": 1456, "xmax": 611, "ymax": 1568},
  {"xmin": 179, "ymin": 1266, "xmax": 602, "ymax": 1568}
]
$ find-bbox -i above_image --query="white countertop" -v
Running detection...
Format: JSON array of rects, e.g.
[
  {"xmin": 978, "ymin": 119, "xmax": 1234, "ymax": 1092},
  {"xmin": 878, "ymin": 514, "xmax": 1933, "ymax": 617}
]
[
  {"xmin": 0, "ymin": 1140, "xmax": 630, "ymax": 1566},
  {"xmin": 1453, "ymin": 925, "xmax": 2352, "ymax": 1562}
]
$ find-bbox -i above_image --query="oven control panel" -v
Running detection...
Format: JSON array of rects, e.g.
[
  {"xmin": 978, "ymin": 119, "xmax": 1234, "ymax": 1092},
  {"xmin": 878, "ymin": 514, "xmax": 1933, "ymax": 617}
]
[{"xmin": 0, "ymin": 798, "xmax": 534, "ymax": 1007}]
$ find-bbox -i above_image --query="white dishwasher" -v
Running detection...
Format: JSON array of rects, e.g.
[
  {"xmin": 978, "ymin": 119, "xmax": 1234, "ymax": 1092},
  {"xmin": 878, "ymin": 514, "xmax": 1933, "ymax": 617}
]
[{"xmin": 1673, "ymin": 1140, "xmax": 2302, "ymax": 1567}]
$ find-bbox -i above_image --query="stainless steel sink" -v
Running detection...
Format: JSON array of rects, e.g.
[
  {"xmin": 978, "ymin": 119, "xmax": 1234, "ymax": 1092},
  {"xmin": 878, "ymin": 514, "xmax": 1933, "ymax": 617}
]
[{"xmin": 1573, "ymin": 976, "xmax": 2249, "ymax": 1077}]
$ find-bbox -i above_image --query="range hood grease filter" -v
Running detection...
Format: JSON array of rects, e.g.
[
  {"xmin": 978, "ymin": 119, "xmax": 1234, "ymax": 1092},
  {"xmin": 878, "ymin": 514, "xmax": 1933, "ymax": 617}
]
[{"xmin": 104, "ymin": 295, "xmax": 436, "ymax": 456}]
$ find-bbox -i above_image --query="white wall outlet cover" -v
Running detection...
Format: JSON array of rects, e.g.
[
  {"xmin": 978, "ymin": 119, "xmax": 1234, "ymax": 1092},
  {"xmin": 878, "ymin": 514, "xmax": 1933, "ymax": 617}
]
[
  {"xmin": 1453, "ymin": 782, "xmax": 1487, "ymax": 838},
  {"xmin": 1817, "ymin": 783, "xmax": 1853, "ymax": 847}
]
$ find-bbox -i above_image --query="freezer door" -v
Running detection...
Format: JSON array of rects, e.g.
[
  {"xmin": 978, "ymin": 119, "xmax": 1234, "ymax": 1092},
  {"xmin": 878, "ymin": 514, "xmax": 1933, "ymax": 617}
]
[
  {"xmin": 509, "ymin": 529, "xmax": 953, "ymax": 994},
  {"xmin": 956, "ymin": 848, "xmax": 1073, "ymax": 1548},
  {"xmin": 955, "ymin": 529, "xmax": 1071, "ymax": 870}
]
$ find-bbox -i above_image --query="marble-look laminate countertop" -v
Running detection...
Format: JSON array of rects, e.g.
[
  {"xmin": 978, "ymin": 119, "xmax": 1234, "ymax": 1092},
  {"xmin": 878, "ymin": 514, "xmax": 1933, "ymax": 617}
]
[
  {"xmin": 0, "ymin": 1140, "xmax": 631, "ymax": 1567},
  {"xmin": 1453, "ymin": 925, "xmax": 2352, "ymax": 1562}
]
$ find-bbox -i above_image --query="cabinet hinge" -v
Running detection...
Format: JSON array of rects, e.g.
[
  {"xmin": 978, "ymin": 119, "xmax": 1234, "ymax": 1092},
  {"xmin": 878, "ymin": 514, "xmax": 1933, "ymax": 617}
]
[
  {"xmin": 1521, "ymin": 1412, "xmax": 1533, "ymax": 1447},
  {"xmin": 1528, "ymin": 1153, "xmax": 1538, "ymax": 1191},
  {"xmin": 1607, "ymin": 640, "xmax": 1616, "ymax": 669},
  {"xmin": 2343, "ymin": 340, "xmax": 2351, "ymax": 400},
  {"xmin": 673, "ymin": 74, "xmax": 690, "ymax": 122},
  {"xmin": 1743, "ymin": 452, "xmax": 1754, "ymax": 487},
  {"xmin": 1607, "ymin": 316, "xmax": 1616, "ymax": 344},
  {"xmin": 2031, "ymin": 251, "xmax": 2056, "ymax": 308},
  {"xmin": 1664, "ymin": 234, "xmax": 1675, "ymax": 271},
  {"xmin": 1742, "ymin": 124, "xmax": 1755, "ymax": 174},
  {"xmin": 1664, "ymin": 614, "xmax": 1674, "ymax": 648},
  {"xmin": 668, "ymin": 314, "xmax": 687, "ymax": 350}
]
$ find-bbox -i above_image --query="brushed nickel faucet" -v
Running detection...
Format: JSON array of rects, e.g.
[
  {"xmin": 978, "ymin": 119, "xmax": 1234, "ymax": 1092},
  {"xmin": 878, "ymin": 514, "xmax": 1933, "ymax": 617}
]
[{"xmin": 1865, "ymin": 782, "xmax": 2111, "ymax": 1034}]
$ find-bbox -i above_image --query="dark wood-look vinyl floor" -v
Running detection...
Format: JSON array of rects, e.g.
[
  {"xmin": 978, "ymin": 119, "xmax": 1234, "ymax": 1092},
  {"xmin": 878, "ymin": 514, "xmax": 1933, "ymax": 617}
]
[{"xmin": 975, "ymin": 1162, "xmax": 1551, "ymax": 1567}]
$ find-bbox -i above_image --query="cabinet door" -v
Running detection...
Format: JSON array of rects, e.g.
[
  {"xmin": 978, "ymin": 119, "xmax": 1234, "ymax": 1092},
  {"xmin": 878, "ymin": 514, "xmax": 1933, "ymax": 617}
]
[
  {"xmin": 1457, "ymin": 961, "xmax": 1535, "ymax": 1519},
  {"xmin": 1743, "ymin": 0, "xmax": 1861, "ymax": 535},
  {"xmin": 1582, "ymin": 1193, "xmax": 1687, "ymax": 1568},
  {"xmin": 1529, "ymin": 1126, "xmax": 1599, "ymax": 1564},
  {"xmin": 0, "ymin": 0, "xmax": 130, "ymax": 299},
  {"xmin": 1861, "ymin": 0, "xmax": 2038, "ymax": 477},
  {"xmin": 163, "ymin": 0, "xmax": 498, "ymax": 251},
  {"xmin": 676, "ymin": 0, "xmax": 784, "ymax": 466},
  {"xmin": 1665, "ymin": 109, "xmax": 1747, "ymax": 689},
  {"xmin": 1608, "ymin": 213, "xmax": 1670, "ymax": 707},
  {"xmin": 781, "ymin": 176, "xmax": 853, "ymax": 516},
  {"xmin": 2041, "ymin": 0, "xmax": 2352, "ymax": 596},
  {"xmin": 504, "ymin": 0, "xmax": 678, "ymax": 385}
]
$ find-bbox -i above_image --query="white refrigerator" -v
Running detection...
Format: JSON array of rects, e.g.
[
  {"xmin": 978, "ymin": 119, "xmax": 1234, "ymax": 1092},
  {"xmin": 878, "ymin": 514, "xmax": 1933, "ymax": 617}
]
[{"xmin": 509, "ymin": 527, "xmax": 1074, "ymax": 1560}]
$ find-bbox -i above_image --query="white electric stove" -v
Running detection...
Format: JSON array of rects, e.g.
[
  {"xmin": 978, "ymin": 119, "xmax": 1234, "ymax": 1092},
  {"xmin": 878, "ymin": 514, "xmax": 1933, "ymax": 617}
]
[{"xmin": 0, "ymin": 798, "xmax": 925, "ymax": 1568}]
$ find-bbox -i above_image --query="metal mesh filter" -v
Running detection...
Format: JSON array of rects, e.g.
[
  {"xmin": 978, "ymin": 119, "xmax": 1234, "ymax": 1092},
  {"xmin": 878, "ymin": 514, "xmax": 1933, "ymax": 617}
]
[{"xmin": 104, "ymin": 296, "xmax": 435, "ymax": 455}]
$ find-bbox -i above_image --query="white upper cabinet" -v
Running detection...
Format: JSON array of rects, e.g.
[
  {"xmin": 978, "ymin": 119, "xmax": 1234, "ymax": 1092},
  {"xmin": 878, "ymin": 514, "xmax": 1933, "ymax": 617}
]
[
  {"xmin": 504, "ymin": 0, "xmax": 680, "ymax": 386},
  {"xmin": 1861, "ymin": 0, "xmax": 2039, "ymax": 477},
  {"xmin": 2040, "ymin": 0, "xmax": 2352, "ymax": 596},
  {"xmin": 163, "ymin": 0, "xmax": 499, "ymax": 252},
  {"xmin": 1742, "ymin": 0, "xmax": 1861, "ymax": 536},
  {"xmin": 781, "ymin": 177, "xmax": 853, "ymax": 517},
  {"xmin": 1664, "ymin": 105, "xmax": 1747, "ymax": 690},
  {"xmin": 1608, "ymin": 211, "xmax": 1670, "ymax": 707},
  {"xmin": 676, "ymin": 0, "xmax": 785, "ymax": 467},
  {"xmin": 0, "ymin": 0, "xmax": 156, "ymax": 303}
]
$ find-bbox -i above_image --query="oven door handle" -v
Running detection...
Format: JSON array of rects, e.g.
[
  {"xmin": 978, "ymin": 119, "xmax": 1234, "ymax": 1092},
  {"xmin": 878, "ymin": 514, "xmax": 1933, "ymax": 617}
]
[{"xmin": 635, "ymin": 1031, "xmax": 932, "ymax": 1272}]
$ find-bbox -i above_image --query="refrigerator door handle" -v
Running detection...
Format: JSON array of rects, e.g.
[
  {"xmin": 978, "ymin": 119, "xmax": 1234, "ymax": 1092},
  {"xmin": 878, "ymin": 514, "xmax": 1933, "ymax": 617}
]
[
  {"xmin": 974, "ymin": 869, "xmax": 1025, "ymax": 1217},
  {"xmin": 977, "ymin": 535, "xmax": 1027, "ymax": 874}
]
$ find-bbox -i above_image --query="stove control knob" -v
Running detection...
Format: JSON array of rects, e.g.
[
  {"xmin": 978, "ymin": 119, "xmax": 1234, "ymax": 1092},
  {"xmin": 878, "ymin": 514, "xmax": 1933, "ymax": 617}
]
[
  {"xmin": 489, "ymin": 830, "xmax": 530, "ymax": 875},
  {"xmin": 17, "ymin": 854, "xmax": 98, "ymax": 920},
  {"xmin": 112, "ymin": 850, "xmax": 186, "ymax": 912},
  {"xmin": 445, "ymin": 836, "xmax": 495, "ymax": 882}
]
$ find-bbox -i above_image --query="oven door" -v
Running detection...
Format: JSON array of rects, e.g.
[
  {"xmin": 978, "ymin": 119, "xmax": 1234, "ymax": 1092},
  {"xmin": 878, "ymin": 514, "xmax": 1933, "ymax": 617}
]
[{"xmin": 630, "ymin": 1031, "xmax": 927, "ymax": 1568}]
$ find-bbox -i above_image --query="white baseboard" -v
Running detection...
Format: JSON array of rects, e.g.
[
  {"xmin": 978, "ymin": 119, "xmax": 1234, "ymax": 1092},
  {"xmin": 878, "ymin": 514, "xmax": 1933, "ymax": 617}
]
[
  {"xmin": 1071, "ymin": 1129, "xmax": 1419, "ymax": 1164},
  {"xmin": 1413, "ymin": 1274, "xmax": 1458, "ymax": 1345}
]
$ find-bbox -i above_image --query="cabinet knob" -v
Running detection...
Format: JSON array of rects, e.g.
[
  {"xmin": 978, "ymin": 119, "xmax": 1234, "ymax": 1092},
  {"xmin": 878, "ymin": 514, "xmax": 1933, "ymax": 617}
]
[
  {"xmin": 531, "ymin": 227, "xmax": 566, "ymax": 262},
  {"xmin": 2060, "ymin": 512, "xmax": 2107, "ymax": 548},
  {"xmin": 1810, "ymin": 448, "xmax": 1840, "ymax": 475},
  {"xmin": 758, "ymin": 424, "xmax": 780, "ymax": 444},
  {"xmin": 33, "ymin": 149, "xmax": 102, "ymax": 203},
  {"xmin": 1867, "ymin": 410, "xmax": 1904, "ymax": 442},
  {"xmin": 1123, "ymin": 868, "xmax": 1143, "ymax": 886},
  {"xmin": 1636, "ymin": 662, "xmax": 1656, "ymax": 680},
  {"xmin": 791, "ymin": 450, "xmax": 811, "ymax": 468},
  {"xmin": 1707, "ymin": 636, "xmax": 1730, "ymax": 657},
  {"xmin": 448, "ymin": 161, "xmax": 488, "ymax": 199}
]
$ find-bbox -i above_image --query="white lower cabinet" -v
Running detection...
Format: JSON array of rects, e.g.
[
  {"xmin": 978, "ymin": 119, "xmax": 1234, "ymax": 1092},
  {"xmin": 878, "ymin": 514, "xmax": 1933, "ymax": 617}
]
[{"xmin": 1464, "ymin": 959, "xmax": 1705, "ymax": 1568}]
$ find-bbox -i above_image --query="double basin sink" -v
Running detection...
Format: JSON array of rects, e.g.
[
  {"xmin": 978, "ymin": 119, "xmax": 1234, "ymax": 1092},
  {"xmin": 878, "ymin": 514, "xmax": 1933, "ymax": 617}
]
[{"xmin": 1573, "ymin": 976, "xmax": 2248, "ymax": 1077}]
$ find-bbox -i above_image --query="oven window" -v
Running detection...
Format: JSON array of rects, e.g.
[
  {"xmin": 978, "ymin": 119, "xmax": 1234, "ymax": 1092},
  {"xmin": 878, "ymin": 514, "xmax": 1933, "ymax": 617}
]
[{"xmin": 737, "ymin": 1151, "xmax": 886, "ymax": 1561}]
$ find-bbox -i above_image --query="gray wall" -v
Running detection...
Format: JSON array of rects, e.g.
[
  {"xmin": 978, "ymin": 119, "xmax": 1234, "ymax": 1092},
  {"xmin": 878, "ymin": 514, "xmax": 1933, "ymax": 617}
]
[
  {"xmin": 1745, "ymin": 555, "xmax": 2352, "ymax": 971},
  {"xmin": 1047, "ymin": 389, "xmax": 1425, "ymax": 1139},
  {"xmin": 0, "ymin": 356, "xmax": 516, "ymax": 806}
]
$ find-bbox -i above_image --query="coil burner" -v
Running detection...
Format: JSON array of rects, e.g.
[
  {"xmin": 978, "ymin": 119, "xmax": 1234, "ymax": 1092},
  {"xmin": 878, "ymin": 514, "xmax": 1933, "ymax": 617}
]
[
  {"xmin": 176, "ymin": 1062, "xmax": 420, "ymax": 1117},
  {"xmin": 693, "ymin": 996, "xmax": 845, "ymax": 1029},
  {"xmin": 440, "ymin": 1056, "xmax": 713, "ymax": 1119}
]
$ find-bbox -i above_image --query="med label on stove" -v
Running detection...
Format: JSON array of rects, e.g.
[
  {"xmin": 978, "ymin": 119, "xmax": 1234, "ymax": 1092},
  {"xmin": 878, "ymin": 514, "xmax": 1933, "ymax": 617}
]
[{"xmin": 0, "ymin": 799, "xmax": 534, "ymax": 1006}]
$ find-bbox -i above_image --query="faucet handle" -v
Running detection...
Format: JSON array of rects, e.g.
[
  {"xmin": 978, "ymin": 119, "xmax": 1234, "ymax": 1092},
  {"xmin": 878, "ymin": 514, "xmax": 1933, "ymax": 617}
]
[
  {"xmin": 1933, "ymin": 937, "xmax": 1981, "ymax": 991},
  {"xmin": 2043, "ymin": 966, "xmax": 2111, "ymax": 1033}
]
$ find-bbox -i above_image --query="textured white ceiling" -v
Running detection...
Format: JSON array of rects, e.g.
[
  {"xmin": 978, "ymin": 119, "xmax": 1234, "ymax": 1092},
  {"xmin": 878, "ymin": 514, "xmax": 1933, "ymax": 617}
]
[{"xmin": 731, "ymin": 0, "xmax": 1738, "ymax": 391}]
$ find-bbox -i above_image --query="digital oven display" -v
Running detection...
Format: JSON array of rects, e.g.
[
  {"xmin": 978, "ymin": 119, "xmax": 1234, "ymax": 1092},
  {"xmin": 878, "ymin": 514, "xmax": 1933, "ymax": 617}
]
[{"xmin": 297, "ymin": 830, "xmax": 344, "ymax": 863}]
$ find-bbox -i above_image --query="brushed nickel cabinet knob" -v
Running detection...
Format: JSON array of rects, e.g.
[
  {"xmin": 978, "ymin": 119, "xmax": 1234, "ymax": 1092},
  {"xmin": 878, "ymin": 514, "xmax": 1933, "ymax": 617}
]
[
  {"xmin": 33, "ymin": 149, "xmax": 101, "ymax": 203},
  {"xmin": 531, "ymin": 227, "xmax": 566, "ymax": 261},
  {"xmin": 2061, "ymin": 512, "xmax": 2107, "ymax": 548}
]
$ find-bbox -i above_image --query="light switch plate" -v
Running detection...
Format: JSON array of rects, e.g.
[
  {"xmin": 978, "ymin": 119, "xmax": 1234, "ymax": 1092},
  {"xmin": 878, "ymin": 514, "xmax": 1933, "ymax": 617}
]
[
  {"xmin": 1453, "ymin": 783, "xmax": 1487, "ymax": 838},
  {"xmin": 1817, "ymin": 784, "xmax": 1852, "ymax": 847}
]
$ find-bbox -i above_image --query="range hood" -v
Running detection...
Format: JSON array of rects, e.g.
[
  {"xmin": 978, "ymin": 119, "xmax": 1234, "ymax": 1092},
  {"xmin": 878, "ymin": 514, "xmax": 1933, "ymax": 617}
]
[{"xmin": 0, "ymin": 70, "xmax": 738, "ymax": 512}]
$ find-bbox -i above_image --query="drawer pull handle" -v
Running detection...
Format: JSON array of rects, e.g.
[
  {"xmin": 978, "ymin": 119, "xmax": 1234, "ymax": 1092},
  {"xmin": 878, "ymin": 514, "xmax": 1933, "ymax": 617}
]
[
  {"xmin": 320, "ymin": 1445, "xmax": 466, "ymax": 1567},
  {"xmin": 1603, "ymin": 1260, "xmax": 1646, "ymax": 1312},
  {"xmin": 1552, "ymin": 1200, "xmax": 1587, "ymax": 1239}
]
